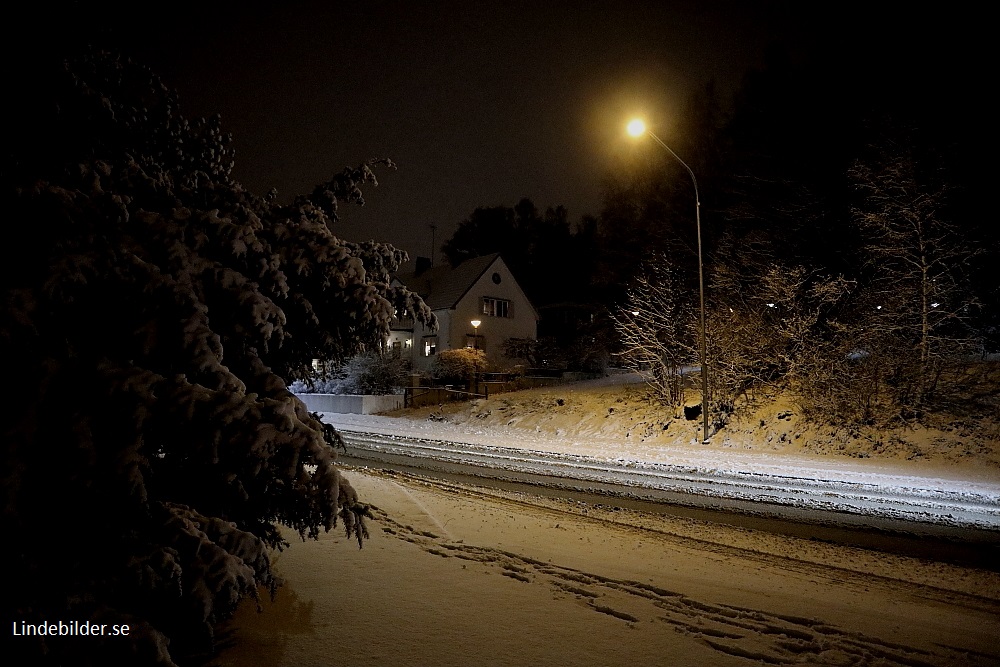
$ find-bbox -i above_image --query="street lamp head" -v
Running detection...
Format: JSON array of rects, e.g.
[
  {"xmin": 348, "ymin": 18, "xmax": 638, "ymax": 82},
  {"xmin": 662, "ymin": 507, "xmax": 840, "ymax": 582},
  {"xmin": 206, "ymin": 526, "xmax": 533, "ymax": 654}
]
[
  {"xmin": 471, "ymin": 319, "xmax": 481, "ymax": 329},
  {"xmin": 626, "ymin": 119, "xmax": 647, "ymax": 137}
]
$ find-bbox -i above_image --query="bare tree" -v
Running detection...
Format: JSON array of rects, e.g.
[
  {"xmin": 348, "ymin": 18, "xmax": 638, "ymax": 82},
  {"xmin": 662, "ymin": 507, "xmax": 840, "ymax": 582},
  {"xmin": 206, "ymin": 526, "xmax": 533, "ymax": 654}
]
[
  {"xmin": 709, "ymin": 263, "xmax": 851, "ymax": 418},
  {"xmin": 849, "ymin": 136, "xmax": 980, "ymax": 412},
  {"xmin": 614, "ymin": 259, "xmax": 697, "ymax": 407}
]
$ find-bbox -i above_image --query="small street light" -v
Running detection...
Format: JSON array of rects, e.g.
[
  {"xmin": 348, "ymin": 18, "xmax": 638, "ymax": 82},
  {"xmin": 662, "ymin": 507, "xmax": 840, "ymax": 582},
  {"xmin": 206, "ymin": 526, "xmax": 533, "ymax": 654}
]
[
  {"xmin": 470, "ymin": 319, "xmax": 483, "ymax": 396},
  {"xmin": 628, "ymin": 118, "xmax": 711, "ymax": 443},
  {"xmin": 470, "ymin": 319, "xmax": 481, "ymax": 349}
]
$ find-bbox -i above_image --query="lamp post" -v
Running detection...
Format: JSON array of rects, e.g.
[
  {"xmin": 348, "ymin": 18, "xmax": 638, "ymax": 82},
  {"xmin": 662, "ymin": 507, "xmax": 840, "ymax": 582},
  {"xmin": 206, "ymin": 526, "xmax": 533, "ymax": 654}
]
[
  {"xmin": 470, "ymin": 319, "xmax": 481, "ymax": 349},
  {"xmin": 470, "ymin": 319, "xmax": 482, "ymax": 396},
  {"xmin": 627, "ymin": 119, "xmax": 711, "ymax": 443}
]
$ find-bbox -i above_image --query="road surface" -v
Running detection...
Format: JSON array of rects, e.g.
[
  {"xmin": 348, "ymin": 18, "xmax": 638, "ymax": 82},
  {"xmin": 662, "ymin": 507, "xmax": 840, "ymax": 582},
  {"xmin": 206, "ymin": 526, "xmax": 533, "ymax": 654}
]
[{"xmin": 321, "ymin": 413, "xmax": 1000, "ymax": 567}]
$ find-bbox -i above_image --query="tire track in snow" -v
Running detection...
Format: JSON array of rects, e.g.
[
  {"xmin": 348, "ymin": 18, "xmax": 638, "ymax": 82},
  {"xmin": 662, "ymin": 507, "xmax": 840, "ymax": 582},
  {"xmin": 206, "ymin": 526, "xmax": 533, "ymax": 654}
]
[
  {"xmin": 367, "ymin": 481, "xmax": 1000, "ymax": 667},
  {"xmin": 389, "ymin": 479, "xmax": 456, "ymax": 541},
  {"xmin": 335, "ymin": 427, "xmax": 1000, "ymax": 545}
]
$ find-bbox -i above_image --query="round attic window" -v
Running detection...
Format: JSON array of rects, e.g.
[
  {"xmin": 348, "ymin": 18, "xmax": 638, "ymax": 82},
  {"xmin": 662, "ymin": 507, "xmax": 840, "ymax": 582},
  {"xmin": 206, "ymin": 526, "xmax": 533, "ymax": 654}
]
[{"xmin": 492, "ymin": 272, "xmax": 502, "ymax": 284}]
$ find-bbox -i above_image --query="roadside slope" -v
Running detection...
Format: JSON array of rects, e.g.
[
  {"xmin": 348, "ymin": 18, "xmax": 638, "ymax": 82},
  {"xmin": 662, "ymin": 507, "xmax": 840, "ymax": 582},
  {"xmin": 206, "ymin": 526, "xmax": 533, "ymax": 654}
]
[{"xmin": 381, "ymin": 373, "xmax": 1000, "ymax": 472}]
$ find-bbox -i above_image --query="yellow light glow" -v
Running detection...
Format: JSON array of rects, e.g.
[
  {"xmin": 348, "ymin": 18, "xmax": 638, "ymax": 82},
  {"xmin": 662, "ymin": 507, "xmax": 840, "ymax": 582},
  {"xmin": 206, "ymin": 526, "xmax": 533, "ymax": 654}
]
[
  {"xmin": 471, "ymin": 319, "xmax": 482, "ymax": 328},
  {"xmin": 626, "ymin": 119, "xmax": 646, "ymax": 137}
]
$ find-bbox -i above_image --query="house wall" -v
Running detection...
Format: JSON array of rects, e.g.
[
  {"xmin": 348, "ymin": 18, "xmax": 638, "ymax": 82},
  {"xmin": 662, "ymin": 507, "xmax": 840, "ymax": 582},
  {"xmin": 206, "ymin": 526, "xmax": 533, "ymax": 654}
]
[
  {"xmin": 295, "ymin": 393, "xmax": 404, "ymax": 414},
  {"xmin": 450, "ymin": 261, "xmax": 536, "ymax": 370},
  {"xmin": 386, "ymin": 330, "xmax": 414, "ymax": 359},
  {"xmin": 410, "ymin": 309, "xmax": 451, "ymax": 373},
  {"xmin": 399, "ymin": 257, "xmax": 537, "ymax": 374}
]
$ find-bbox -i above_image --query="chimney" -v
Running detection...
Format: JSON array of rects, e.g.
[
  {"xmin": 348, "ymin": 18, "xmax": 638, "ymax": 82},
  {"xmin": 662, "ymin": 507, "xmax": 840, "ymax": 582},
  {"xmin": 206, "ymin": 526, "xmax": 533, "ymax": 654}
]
[{"xmin": 414, "ymin": 256, "xmax": 432, "ymax": 277}]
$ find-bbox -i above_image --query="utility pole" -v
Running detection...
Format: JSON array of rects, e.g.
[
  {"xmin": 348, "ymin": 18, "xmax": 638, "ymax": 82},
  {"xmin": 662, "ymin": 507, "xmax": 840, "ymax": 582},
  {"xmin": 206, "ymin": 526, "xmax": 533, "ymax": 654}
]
[{"xmin": 429, "ymin": 223, "xmax": 437, "ymax": 266}]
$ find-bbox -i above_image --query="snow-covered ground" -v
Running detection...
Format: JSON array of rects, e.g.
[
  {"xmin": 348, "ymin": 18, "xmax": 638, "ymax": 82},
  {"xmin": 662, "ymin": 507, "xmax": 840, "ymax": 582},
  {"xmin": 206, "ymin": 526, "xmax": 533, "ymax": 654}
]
[
  {"xmin": 215, "ymin": 390, "xmax": 1000, "ymax": 667},
  {"xmin": 320, "ymin": 412, "xmax": 1000, "ymax": 532},
  {"xmin": 216, "ymin": 467, "xmax": 1000, "ymax": 667}
]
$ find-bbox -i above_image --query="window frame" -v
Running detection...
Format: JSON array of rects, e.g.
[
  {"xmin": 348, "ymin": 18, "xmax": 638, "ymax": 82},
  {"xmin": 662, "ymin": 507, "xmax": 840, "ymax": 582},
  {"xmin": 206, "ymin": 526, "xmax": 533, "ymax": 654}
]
[{"xmin": 481, "ymin": 296, "xmax": 511, "ymax": 318}]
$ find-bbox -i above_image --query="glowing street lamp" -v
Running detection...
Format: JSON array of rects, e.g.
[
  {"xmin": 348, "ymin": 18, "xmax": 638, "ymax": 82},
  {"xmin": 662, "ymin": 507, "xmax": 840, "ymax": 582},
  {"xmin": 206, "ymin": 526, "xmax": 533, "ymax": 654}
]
[
  {"xmin": 628, "ymin": 118, "xmax": 711, "ymax": 443},
  {"xmin": 626, "ymin": 119, "xmax": 647, "ymax": 138}
]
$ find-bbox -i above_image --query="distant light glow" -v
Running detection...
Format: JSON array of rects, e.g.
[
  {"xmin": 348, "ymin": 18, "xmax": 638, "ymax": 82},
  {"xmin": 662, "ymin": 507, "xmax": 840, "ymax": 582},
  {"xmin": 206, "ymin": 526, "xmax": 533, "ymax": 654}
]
[
  {"xmin": 471, "ymin": 319, "xmax": 482, "ymax": 328},
  {"xmin": 631, "ymin": 311, "xmax": 640, "ymax": 316},
  {"xmin": 767, "ymin": 303, "xmax": 776, "ymax": 308},
  {"xmin": 626, "ymin": 119, "xmax": 646, "ymax": 137},
  {"xmin": 931, "ymin": 302, "xmax": 940, "ymax": 308}
]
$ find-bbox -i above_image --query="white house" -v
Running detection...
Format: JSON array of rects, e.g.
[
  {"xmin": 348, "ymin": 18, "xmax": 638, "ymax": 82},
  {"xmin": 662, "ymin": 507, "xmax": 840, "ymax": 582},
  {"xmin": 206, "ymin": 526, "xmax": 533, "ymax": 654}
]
[{"xmin": 388, "ymin": 253, "xmax": 538, "ymax": 372}]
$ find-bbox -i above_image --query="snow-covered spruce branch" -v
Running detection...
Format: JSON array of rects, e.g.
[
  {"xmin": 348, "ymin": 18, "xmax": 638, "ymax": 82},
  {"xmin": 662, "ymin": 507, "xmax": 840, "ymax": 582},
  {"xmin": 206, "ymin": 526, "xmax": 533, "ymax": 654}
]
[{"xmin": 2, "ymin": 49, "xmax": 435, "ymax": 666}]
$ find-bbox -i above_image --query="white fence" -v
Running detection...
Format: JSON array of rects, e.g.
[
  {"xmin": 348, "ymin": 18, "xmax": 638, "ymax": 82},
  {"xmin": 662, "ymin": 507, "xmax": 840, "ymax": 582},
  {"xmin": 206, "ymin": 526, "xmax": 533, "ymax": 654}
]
[{"xmin": 295, "ymin": 393, "xmax": 404, "ymax": 415}]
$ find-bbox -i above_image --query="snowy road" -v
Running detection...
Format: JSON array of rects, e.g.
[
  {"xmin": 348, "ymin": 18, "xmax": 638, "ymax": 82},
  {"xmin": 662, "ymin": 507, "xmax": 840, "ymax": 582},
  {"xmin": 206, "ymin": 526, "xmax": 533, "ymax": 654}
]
[{"xmin": 321, "ymin": 413, "xmax": 1000, "ymax": 551}]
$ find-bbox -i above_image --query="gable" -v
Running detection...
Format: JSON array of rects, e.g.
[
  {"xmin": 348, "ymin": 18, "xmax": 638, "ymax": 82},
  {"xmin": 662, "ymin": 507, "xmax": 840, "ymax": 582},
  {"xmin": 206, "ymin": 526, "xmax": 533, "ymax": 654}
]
[
  {"xmin": 461, "ymin": 259, "xmax": 538, "ymax": 321},
  {"xmin": 396, "ymin": 253, "xmax": 501, "ymax": 311}
]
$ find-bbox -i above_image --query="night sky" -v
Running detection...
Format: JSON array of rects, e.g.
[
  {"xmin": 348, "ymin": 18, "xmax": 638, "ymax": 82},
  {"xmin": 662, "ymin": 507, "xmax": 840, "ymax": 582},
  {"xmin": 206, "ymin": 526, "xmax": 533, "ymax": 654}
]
[
  {"xmin": 14, "ymin": 2, "xmax": 974, "ymax": 266},
  {"xmin": 93, "ymin": 1, "xmax": 813, "ymax": 262}
]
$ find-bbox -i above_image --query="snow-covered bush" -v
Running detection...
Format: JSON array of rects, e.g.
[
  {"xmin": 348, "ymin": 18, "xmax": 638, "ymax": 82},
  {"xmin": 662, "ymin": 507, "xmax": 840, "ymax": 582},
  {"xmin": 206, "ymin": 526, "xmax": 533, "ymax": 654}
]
[
  {"xmin": 291, "ymin": 353, "xmax": 410, "ymax": 395},
  {"xmin": 1, "ymin": 49, "xmax": 433, "ymax": 666},
  {"xmin": 503, "ymin": 335, "xmax": 609, "ymax": 374},
  {"xmin": 433, "ymin": 348, "xmax": 488, "ymax": 385}
]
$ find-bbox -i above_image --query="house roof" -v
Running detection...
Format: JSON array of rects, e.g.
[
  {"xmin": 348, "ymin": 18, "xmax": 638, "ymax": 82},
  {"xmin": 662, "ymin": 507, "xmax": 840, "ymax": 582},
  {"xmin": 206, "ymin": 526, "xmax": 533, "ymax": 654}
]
[{"xmin": 396, "ymin": 253, "xmax": 501, "ymax": 311}]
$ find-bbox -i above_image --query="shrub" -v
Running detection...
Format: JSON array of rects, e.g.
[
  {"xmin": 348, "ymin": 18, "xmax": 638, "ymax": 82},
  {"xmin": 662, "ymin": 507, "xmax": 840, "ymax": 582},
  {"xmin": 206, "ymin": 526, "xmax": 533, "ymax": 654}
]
[
  {"xmin": 433, "ymin": 348, "xmax": 487, "ymax": 385},
  {"xmin": 292, "ymin": 353, "xmax": 410, "ymax": 395}
]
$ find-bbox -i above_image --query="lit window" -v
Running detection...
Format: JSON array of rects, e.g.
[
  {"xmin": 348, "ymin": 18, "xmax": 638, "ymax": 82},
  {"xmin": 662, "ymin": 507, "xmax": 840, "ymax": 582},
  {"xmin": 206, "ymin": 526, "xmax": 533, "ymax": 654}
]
[
  {"xmin": 423, "ymin": 337, "xmax": 437, "ymax": 356},
  {"xmin": 482, "ymin": 297, "xmax": 510, "ymax": 318}
]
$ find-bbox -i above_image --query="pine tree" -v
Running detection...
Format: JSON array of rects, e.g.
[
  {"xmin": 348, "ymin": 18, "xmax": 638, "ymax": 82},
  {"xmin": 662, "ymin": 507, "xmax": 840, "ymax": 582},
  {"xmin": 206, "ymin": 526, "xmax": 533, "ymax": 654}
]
[{"xmin": 1, "ymin": 50, "xmax": 433, "ymax": 665}]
